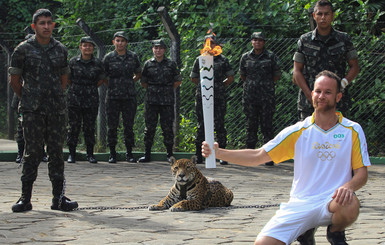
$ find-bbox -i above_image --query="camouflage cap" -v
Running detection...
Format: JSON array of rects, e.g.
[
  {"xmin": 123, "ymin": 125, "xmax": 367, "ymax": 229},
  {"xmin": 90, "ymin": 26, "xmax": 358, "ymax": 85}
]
[
  {"xmin": 251, "ymin": 32, "xmax": 266, "ymax": 41},
  {"xmin": 152, "ymin": 39, "xmax": 167, "ymax": 48},
  {"xmin": 113, "ymin": 31, "xmax": 128, "ymax": 41},
  {"xmin": 80, "ymin": 36, "xmax": 96, "ymax": 46}
]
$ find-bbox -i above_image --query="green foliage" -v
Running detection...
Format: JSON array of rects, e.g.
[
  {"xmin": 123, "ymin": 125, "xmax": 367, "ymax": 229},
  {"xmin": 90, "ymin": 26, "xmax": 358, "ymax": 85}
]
[
  {"xmin": 0, "ymin": 104, "xmax": 8, "ymax": 138},
  {"xmin": 176, "ymin": 114, "xmax": 197, "ymax": 152}
]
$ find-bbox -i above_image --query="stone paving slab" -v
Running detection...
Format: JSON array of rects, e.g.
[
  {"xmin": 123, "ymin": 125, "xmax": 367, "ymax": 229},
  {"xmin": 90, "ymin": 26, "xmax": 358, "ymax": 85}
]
[{"xmin": 0, "ymin": 159, "xmax": 384, "ymax": 244}]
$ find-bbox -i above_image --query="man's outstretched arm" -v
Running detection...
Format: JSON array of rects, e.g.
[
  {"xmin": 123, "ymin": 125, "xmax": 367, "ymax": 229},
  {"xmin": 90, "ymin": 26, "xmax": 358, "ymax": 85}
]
[{"xmin": 201, "ymin": 141, "xmax": 272, "ymax": 167}]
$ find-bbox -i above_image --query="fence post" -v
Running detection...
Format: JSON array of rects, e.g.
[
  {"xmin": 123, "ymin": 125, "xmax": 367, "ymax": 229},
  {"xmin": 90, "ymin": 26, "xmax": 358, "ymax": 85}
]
[
  {"xmin": 0, "ymin": 37, "xmax": 15, "ymax": 140},
  {"xmin": 157, "ymin": 6, "xmax": 182, "ymax": 151},
  {"xmin": 308, "ymin": 7, "xmax": 316, "ymax": 31},
  {"xmin": 76, "ymin": 18, "xmax": 107, "ymax": 149}
]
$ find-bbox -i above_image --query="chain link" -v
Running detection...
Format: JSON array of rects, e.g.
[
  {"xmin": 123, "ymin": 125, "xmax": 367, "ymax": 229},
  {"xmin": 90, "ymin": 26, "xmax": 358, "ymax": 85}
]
[{"xmin": 75, "ymin": 203, "xmax": 280, "ymax": 211}]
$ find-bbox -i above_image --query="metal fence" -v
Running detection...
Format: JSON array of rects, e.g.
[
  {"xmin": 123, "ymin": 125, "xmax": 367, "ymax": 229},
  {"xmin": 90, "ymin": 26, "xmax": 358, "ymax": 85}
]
[
  {"xmin": 1, "ymin": 25, "xmax": 384, "ymax": 156},
  {"xmin": 64, "ymin": 35, "xmax": 385, "ymax": 156}
]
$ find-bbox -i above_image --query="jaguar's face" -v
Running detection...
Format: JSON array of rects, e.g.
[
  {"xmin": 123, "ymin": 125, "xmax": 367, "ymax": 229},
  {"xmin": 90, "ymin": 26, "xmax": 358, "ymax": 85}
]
[{"xmin": 170, "ymin": 157, "xmax": 197, "ymax": 185}]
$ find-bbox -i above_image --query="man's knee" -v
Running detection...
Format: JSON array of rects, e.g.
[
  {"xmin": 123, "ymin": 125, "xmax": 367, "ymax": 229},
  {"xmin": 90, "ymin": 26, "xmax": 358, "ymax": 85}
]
[
  {"xmin": 330, "ymin": 195, "xmax": 360, "ymax": 224},
  {"xmin": 254, "ymin": 236, "xmax": 285, "ymax": 245}
]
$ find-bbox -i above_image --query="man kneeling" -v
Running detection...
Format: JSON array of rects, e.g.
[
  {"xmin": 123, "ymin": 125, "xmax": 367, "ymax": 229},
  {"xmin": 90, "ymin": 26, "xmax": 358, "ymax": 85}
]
[{"xmin": 202, "ymin": 70, "xmax": 370, "ymax": 245}]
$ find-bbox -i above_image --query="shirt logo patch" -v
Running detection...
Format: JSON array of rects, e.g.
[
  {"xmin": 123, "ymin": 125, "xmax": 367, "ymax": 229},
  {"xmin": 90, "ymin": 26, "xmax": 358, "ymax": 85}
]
[
  {"xmin": 317, "ymin": 151, "xmax": 336, "ymax": 161},
  {"xmin": 312, "ymin": 141, "xmax": 341, "ymax": 150},
  {"xmin": 333, "ymin": 134, "xmax": 345, "ymax": 139}
]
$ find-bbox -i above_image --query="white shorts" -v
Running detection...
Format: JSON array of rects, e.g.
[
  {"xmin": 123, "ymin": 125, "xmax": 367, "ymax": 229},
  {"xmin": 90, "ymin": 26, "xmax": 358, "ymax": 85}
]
[{"xmin": 257, "ymin": 197, "xmax": 333, "ymax": 245}]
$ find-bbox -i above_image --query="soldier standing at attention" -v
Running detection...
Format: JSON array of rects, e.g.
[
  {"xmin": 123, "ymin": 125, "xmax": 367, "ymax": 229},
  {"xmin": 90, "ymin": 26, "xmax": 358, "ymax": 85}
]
[
  {"xmin": 190, "ymin": 35, "xmax": 234, "ymax": 165},
  {"xmin": 138, "ymin": 39, "xmax": 182, "ymax": 163},
  {"xmin": 9, "ymin": 9, "xmax": 78, "ymax": 212},
  {"xmin": 66, "ymin": 37, "xmax": 106, "ymax": 164},
  {"xmin": 239, "ymin": 32, "xmax": 281, "ymax": 166},
  {"xmin": 103, "ymin": 31, "xmax": 142, "ymax": 163},
  {"xmin": 13, "ymin": 33, "xmax": 48, "ymax": 164},
  {"xmin": 293, "ymin": 0, "xmax": 359, "ymax": 121}
]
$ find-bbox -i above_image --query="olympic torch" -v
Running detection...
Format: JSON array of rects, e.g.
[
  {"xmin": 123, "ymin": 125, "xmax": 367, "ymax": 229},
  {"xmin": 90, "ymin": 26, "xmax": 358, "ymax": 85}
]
[{"xmin": 199, "ymin": 34, "xmax": 222, "ymax": 168}]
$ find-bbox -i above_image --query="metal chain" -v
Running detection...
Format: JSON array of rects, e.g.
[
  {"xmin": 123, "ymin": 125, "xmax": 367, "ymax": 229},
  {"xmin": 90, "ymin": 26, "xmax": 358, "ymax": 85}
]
[
  {"xmin": 75, "ymin": 203, "xmax": 280, "ymax": 211},
  {"xmin": 58, "ymin": 178, "xmax": 66, "ymax": 210},
  {"xmin": 76, "ymin": 206, "xmax": 149, "ymax": 211}
]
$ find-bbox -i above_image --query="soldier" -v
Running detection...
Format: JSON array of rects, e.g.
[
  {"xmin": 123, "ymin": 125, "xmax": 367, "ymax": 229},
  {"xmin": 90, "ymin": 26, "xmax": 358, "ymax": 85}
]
[
  {"xmin": 103, "ymin": 31, "xmax": 141, "ymax": 163},
  {"xmin": 239, "ymin": 32, "xmax": 281, "ymax": 166},
  {"xmin": 12, "ymin": 33, "xmax": 48, "ymax": 164},
  {"xmin": 293, "ymin": 0, "xmax": 359, "ymax": 121},
  {"xmin": 138, "ymin": 39, "xmax": 182, "ymax": 163},
  {"xmin": 190, "ymin": 35, "xmax": 234, "ymax": 165},
  {"xmin": 9, "ymin": 9, "xmax": 78, "ymax": 212},
  {"xmin": 66, "ymin": 36, "xmax": 106, "ymax": 164}
]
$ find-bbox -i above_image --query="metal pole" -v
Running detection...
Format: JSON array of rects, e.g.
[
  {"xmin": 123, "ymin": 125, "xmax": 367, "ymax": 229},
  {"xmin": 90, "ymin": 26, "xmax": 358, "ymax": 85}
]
[
  {"xmin": 0, "ymin": 38, "xmax": 15, "ymax": 140},
  {"xmin": 157, "ymin": 6, "xmax": 182, "ymax": 151},
  {"xmin": 76, "ymin": 18, "xmax": 107, "ymax": 149},
  {"xmin": 308, "ymin": 7, "xmax": 316, "ymax": 31}
]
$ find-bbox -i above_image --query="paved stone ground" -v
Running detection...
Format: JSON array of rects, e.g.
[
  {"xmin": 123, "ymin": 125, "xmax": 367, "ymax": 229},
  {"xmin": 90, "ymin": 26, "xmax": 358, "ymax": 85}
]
[{"xmin": 0, "ymin": 155, "xmax": 384, "ymax": 245}]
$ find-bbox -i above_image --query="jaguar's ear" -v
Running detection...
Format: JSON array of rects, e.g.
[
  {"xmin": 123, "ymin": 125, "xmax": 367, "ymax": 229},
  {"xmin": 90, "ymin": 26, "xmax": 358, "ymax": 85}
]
[
  {"xmin": 170, "ymin": 156, "xmax": 176, "ymax": 166},
  {"xmin": 190, "ymin": 155, "xmax": 197, "ymax": 166}
]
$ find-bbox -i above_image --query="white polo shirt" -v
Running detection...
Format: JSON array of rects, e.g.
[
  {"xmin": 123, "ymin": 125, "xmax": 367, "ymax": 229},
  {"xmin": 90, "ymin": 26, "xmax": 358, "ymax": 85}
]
[{"xmin": 263, "ymin": 112, "xmax": 371, "ymax": 201}]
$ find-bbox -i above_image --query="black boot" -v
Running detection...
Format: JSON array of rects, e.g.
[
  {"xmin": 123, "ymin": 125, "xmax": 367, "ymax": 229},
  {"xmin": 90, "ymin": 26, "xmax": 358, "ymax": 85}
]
[
  {"xmin": 108, "ymin": 146, "xmax": 117, "ymax": 163},
  {"xmin": 42, "ymin": 148, "xmax": 48, "ymax": 162},
  {"xmin": 86, "ymin": 145, "xmax": 97, "ymax": 164},
  {"xmin": 67, "ymin": 146, "xmax": 76, "ymax": 163},
  {"xmin": 125, "ymin": 146, "xmax": 136, "ymax": 163},
  {"xmin": 138, "ymin": 146, "xmax": 151, "ymax": 163},
  {"xmin": 51, "ymin": 180, "xmax": 78, "ymax": 211},
  {"xmin": 12, "ymin": 181, "xmax": 33, "ymax": 212},
  {"xmin": 166, "ymin": 145, "xmax": 173, "ymax": 163},
  {"xmin": 297, "ymin": 227, "xmax": 316, "ymax": 245},
  {"xmin": 15, "ymin": 143, "xmax": 24, "ymax": 163},
  {"xmin": 327, "ymin": 225, "xmax": 348, "ymax": 245}
]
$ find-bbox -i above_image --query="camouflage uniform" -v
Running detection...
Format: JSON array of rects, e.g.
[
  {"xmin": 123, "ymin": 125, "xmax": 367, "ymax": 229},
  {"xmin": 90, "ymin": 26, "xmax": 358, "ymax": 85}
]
[
  {"xmin": 190, "ymin": 54, "xmax": 234, "ymax": 151},
  {"xmin": 8, "ymin": 35, "xmax": 69, "ymax": 183},
  {"xmin": 141, "ymin": 57, "xmax": 182, "ymax": 151},
  {"xmin": 293, "ymin": 28, "xmax": 358, "ymax": 119},
  {"xmin": 67, "ymin": 55, "xmax": 105, "ymax": 149},
  {"xmin": 103, "ymin": 49, "xmax": 141, "ymax": 149},
  {"xmin": 239, "ymin": 48, "xmax": 281, "ymax": 148}
]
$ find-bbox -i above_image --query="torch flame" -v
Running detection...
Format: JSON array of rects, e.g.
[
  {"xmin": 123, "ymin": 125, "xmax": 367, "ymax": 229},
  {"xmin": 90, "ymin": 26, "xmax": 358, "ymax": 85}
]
[{"xmin": 200, "ymin": 36, "xmax": 223, "ymax": 56}]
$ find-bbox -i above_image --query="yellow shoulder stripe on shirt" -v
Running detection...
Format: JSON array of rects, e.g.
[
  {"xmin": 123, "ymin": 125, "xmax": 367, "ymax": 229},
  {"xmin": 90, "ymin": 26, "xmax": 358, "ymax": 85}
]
[{"xmin": 267, "ymin": 127, "xmax": 308, "ymax": 164}]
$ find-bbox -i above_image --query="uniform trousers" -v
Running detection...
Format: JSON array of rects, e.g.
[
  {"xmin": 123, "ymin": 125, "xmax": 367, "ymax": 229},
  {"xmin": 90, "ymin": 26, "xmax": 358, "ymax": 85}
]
[
  {"xmin": 21, "ymin": 112, "xmax": 65, "ymax": 182},
  {"xmin": 67, "ymin": 106, "xmax": 98, "ymax": 147}
]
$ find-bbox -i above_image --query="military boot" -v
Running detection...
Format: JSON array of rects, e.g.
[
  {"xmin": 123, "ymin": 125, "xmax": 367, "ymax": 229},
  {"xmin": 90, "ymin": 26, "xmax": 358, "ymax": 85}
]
[
  {"xmin": 50, "ymin": 180, "xmax": 78, "ymax": 211},
  {"xmin": 108, "ymin": 146, "xmax": 117, "ymax": 163},
  {"xmin": 125, "ymin": 146, "xmax": 136, "ymax": 163},
  {"xmin": 12, "ymin": 181, "xmax": 33, "ymax": 212},
  {"xmin": 138, "ymin": 146, "xmax": 151, "ymax": 163},
  {"xmin": 67, "ymin": 146, "xmax": 76, "ymax": 163},
  {"xmin": 166, "ymin": 145, "xmax": 174, "ymax": 163},
  {"xmin": 15, "ymin": 143, "xmax": 24, "ymax": 164},
  {"xmin": 86, "ymin": 145, "xmax": 97, "ymax": 164},
  {"xmin": 42, "ymin": 148, "xmax": 48, "ymax": 162}
]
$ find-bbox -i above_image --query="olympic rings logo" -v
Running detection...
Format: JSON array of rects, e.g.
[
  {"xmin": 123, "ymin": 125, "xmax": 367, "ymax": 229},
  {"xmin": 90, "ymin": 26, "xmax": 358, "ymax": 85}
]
[{"xmin": 317, "ymin": 151, "xmax": 336, "ymax": 161}]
